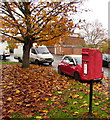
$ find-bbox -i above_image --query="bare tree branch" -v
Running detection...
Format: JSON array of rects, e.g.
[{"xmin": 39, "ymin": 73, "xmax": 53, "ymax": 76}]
[{"xmin": 2, "ymin": 32, "xmax": 24, "ymax": 43}]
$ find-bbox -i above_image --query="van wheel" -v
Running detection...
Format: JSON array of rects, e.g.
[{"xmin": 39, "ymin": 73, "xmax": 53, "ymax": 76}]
[
  {"xmin": 3, "ymin": 55, "xmax": 6, "ymax": 60},
  {"xmin": 35, "ymin": 59, "xmax": 40, "ymax": 65},
  {"xmin": 74, "ymin": 72, "xmax": 80, "ymax": 81},
  {"xmin": 49, "ymin": 62, "xmax": 52, "ymax": 66},
  {"xmin": 18, "ymin": 57, "xmax": 22, "ymax": 62},
  {"xmin": 58, "ymin": 67, "xmax": 63, "ymax": 75}
]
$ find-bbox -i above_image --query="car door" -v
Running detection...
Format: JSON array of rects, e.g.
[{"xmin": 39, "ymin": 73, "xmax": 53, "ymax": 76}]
[
  {"xmin": 61, "ymin": 56, "xmax": 75, "ymax": 76},
  {"xmin": 66, "ymin": 56, "xmax": 76, "ymax": 76},
  {"xmin": 102, "ymin": 54, "xmax": 108, "ymax": 66}
]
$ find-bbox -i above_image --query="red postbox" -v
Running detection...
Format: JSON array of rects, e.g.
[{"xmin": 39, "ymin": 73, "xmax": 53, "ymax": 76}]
[{"xmin": 82, "ymin": 48, "xmax": 103, "ymax": 81}]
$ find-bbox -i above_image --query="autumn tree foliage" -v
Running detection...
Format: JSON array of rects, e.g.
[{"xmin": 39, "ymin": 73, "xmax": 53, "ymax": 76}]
[
  {"xmin": 0, "ymin": 0, "xmax": 84, "ymax": 68},
  {"xmin": 97, "ymin": 38, "xmax": 108, "ymax": 53}
]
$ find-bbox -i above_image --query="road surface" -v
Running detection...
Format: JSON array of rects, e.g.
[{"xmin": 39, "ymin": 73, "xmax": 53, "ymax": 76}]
[{"xmin": 0, "ymin": 53, "xmax": 110, "ymax": 78}]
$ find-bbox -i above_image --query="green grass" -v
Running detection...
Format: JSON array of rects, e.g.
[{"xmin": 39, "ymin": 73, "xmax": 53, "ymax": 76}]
[
  {"xmin": 2, "ymin": 63, "xmax": 109, "ymax": 119},
  {"xmin": 10, "ymin": 82, "xmax": 109, "ymax": 119},
  {"xmin": 0, "ymin": 61, "xmax": 18, "ymax": 64},
  {"xmin": 45, "ymin": 83, "xmax": 109, "ymax": 119}
]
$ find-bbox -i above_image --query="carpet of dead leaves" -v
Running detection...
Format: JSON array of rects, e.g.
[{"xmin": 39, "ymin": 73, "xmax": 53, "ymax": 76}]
[
  {"xmin": 1, "ymin": 64, "xmax": 70, "ymax": 119},
  {"xmin": 0, "ymin": 64, "xmax": 110, "ymax": 119}
]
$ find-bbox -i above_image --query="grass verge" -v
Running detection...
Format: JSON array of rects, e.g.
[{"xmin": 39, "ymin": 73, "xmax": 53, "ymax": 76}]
[
  {"xmin": 1, "ymin": 64, "xmax": 110, "ymax": 120},
  {"xmin": 10, "ymin": 82, "xmax": 109, "ymax": 119},
  {"xmin": 0, "ymin": 61, "xmax": 18, "ymax": 64}
]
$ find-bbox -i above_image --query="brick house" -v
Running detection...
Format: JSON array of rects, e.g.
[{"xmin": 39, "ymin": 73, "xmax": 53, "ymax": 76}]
[
  {"xmin": 47, "ymin": 35, "xmax": 85, "ymax": 55},
  {"xmin": 61, "ymin": 36, "xmax": 85, "ymax": 47}
]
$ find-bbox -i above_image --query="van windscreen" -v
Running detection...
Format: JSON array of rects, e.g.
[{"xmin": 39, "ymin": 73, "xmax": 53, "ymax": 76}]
[{"xmin": 36, "ymin": 47, "xmax": 49, "ymax": 54}]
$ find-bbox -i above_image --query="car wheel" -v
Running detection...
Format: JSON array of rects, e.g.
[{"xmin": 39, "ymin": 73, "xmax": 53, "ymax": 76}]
[
  {"xmin": 108, "ymin": 62, "xmax": 110, "ymax": 68},
  {"xmin": 18, "ymin": 57, "xmax": 22, "ymax": 62},
  {"xmin": 58, "ymin": 67, "xmax": 63, "ymax": 75},
  {"xmin": 74, "ymin": 72, "xmax": 80, "ymax": 81},
  {"xmin": 35, "ymin": 59, "xmax": 40, "ymax": 65}
]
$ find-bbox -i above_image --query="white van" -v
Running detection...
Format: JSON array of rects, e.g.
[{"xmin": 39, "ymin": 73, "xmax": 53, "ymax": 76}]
[
  {"xmin": 14, "ymin": 43, "xmax": 54, "ymax": 65},
  {"xmin": 0, "ymin": 41, "xmax": 10, "ymax": 60}
]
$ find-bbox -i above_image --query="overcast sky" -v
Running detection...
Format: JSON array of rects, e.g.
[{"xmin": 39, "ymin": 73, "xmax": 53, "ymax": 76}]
[{"xmin": 79, "ymin": 0, "xmax": 109, "ymax": 29}]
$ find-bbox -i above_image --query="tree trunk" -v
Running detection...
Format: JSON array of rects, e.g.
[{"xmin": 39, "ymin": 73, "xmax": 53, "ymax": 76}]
[{"xmin": 22, "ymin": 41, "xmax": 32, "ymax": 68}]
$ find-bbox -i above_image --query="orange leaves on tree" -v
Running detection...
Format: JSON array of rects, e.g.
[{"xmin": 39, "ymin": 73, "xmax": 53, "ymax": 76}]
[
  {"xmin": 1, "ymin": 1, "xmax": 85, "ymax": 68},
  {"xmin": 1, "ymin": 1, "xmax": 78, "ymax": 46}
]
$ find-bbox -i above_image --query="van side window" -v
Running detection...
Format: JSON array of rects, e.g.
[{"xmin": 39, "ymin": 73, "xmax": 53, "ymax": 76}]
[{"xmin": 31, "ymin": 48, "xmax": 37, "ymax": 54}]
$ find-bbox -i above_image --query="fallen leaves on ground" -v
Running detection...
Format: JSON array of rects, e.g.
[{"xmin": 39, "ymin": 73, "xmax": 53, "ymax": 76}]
[
  {"xmin": 1, "ymin": 64, "xmax": 69, "ymax": 118},
  {"xmin": 1, "ymin": 64, "xmax": 110, "ymax": 119}
]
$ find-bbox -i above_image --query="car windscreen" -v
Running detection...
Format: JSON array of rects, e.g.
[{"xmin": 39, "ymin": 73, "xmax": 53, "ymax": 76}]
[
  {"xmin": 36, "ymin": 47, "xmax": 49, "ymax": 54},
  {"xmin": 103, "ymin": 54, "xmax": 110, "ymax": 61},
  {"xmin": 74, "ymin": 56, "xmax": 82, "ymax": 65}
]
